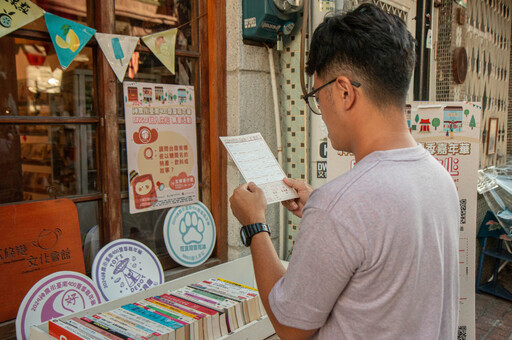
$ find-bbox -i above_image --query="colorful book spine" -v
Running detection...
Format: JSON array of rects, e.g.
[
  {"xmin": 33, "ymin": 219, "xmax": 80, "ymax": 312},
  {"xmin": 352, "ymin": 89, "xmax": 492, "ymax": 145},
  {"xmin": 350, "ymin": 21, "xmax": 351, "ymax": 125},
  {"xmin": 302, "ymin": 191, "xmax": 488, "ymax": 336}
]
[
  {"xmin": 170, "ymin": 287, "xmax": 231, "ymax": 335},
  {"xmin": 209, "ymin": 278, "xmax": 263, "ymax": 321},
  {"xmin": 152, "ymin": 296, "xmax": 208, "ymax": 340},
  {"xmin": 85, "ymin": 314, "xmax": 148, "ymax": 340},
  {"xmin": 189, "ymin": 282, "xmax": 248, "ymax": 326},
  {"xmin": 103, "ymin": 310, "xmax": 162, "ymax": 338},
  {"xmin": 48, "ymin": 319, "xmax": 91, "ymax": 340},
  {"xmin": 80, "ymin": 315, "xmax": 134, "ymax": 340},
  {"xmin": 121, "ymin": 304, "xmax": 185, "ymax": 340},
  {"xmin": 132, "ymin": 301, "xmax": 193, "ymax": 340},
  {"xmin": 142, "ymin": 298, "xmax": 201, "ymax": 340},
  {"xmin": 159, "ymin": 293, "xmax": 218, "ymax": 340},
  {"xmin": 65, "ymin": 318, "xmax": 118, "ymax": 340},
  {"xmin": 110, "ymin": 307, "xmax": 174, "ymax": 340},
  {"xmin": 214, "ymin": 278, "xmax": 265, "ymax": 317}
]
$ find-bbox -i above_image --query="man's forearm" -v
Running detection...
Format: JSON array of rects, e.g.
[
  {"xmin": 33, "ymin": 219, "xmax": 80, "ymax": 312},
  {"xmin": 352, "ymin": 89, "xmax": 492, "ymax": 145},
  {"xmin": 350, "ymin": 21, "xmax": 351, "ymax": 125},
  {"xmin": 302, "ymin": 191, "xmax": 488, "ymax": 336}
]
[{"xmin": 250, "ymin": 232, "xmax": 317, "ymax": 340}]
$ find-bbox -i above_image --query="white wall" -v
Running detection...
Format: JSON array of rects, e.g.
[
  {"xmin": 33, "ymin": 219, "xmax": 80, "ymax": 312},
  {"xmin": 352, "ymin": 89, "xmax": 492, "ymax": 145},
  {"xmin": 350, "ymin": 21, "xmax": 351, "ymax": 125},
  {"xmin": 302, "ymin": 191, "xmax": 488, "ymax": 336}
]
[{"xmin": 225, "ymin": 0, "xmax": 281, "ymax": 260}]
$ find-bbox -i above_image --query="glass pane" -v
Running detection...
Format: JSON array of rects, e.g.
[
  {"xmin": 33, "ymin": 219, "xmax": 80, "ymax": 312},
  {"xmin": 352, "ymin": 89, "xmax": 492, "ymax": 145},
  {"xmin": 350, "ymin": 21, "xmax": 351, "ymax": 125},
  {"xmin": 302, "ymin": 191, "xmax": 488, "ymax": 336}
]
[
  {"xmin": 116, "ymin": 54, "xmax": 196, "ymax": 116},
  {"xmin": 115, "ymin": 0, "xmax": 198, "ymax": 52},
  {"xmin": 121, "ymin": 199, "xmax": 169, "ymax": 256},
  {"xmin": 0, "ymin": 124, "xmax": 98, "ymax": 203},
  {"xmin": 77, "ymin": 200, "xmax": 100, "ymax": 273},
  {"xmin": 0, "ymin": 37, "xmax": 94, "ymax": 117}
]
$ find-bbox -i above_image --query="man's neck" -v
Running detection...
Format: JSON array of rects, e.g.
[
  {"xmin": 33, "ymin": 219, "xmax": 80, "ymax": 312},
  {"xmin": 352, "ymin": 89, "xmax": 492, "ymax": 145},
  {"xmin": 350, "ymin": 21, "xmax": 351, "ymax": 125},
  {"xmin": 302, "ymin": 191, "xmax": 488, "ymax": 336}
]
[{"xmin": 351, "ymin": 104, "xmax": 417, "ymax": 163}]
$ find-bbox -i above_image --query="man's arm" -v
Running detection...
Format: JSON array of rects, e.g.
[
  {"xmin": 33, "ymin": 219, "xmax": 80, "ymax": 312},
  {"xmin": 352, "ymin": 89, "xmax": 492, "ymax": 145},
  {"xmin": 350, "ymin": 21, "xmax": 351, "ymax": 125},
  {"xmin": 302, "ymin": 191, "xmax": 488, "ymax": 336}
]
[{"xmin": 230, "ymin": 182, "xmax": 318, "ymax": 340}]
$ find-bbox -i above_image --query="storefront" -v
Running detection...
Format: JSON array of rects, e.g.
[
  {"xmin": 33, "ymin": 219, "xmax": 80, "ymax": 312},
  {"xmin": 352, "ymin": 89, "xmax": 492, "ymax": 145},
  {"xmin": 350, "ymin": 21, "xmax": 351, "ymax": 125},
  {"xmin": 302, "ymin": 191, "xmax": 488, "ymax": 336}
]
[{"xmin": 0, "ymin": 0, "xmax": 226, "ymax": 337}]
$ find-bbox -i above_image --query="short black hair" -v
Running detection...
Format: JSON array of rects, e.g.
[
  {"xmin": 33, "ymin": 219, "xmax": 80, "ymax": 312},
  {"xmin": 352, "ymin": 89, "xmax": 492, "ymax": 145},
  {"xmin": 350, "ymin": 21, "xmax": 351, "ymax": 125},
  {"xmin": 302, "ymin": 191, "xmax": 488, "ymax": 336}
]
[{"xmin": 306, "ymin": 3, "xmax": 416, "ymax": 107}]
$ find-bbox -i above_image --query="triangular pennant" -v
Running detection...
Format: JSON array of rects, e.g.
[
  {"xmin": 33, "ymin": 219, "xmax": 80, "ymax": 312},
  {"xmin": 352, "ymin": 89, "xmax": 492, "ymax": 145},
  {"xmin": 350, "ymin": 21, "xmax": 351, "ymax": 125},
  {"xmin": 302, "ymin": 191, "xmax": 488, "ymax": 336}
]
[
  {"xmin": 44, "ymin": 12, "xmax": 96, "ymax": 70},
  {"xmin": 142, "ymin": 28, "xmax": 177, "ymax": 74},
  {"xmin": 0, "ymin": 0, "xmax": 44, "ymax": 38},
  {"xmin": 95, "ymin": 33, "xmax": 139, "ymax": 82}
]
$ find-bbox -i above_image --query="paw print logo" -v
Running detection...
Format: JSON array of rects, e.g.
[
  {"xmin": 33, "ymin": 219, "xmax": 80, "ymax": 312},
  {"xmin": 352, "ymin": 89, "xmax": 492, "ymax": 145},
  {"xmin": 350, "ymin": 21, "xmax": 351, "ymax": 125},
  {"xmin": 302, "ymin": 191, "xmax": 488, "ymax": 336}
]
[{"xmin": 179, "ymin": 212, "xmax": 204, "ymax": 244}]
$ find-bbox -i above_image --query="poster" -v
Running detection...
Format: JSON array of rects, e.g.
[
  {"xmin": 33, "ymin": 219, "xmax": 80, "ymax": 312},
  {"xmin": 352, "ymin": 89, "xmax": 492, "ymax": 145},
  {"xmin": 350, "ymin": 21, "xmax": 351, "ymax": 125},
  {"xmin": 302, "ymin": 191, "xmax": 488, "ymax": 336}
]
[
  {"xmin": 123, "ymin": 82, "xmax": 198, "ymax": 214},
  {"xmin": 0, "ymin": 0, "xmax": 44, "ymax": 39},
  {"xmin": 327, "ymin": 102, "xmax": 481, "ymax": 340}
]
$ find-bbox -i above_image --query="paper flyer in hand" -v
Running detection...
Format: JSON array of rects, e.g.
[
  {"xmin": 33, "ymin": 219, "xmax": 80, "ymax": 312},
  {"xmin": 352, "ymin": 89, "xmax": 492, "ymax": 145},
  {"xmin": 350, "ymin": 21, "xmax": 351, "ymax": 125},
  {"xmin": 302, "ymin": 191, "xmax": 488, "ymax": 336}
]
[{"xmin": 220, "ymin": 133, "xmax": 298, "ymax": 204}]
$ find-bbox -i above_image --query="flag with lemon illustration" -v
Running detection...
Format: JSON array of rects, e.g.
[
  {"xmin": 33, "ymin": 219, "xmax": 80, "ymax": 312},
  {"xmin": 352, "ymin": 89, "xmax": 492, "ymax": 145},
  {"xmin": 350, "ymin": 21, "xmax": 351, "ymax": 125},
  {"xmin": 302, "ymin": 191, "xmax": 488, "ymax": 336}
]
[
  {"xmin": 95, "ymin": 32, "xmax": 139, "ymax": 82},
  {"xmin": 0, "ymin": 0, "xmax": 44, "ymax": 38},
  {"xmin": 142, "ymin": 28, "xmax": 177, "ymax": 75},
  {"xmin": 44, "ymin": 12, "xmax": 96, "ymax": 70}
]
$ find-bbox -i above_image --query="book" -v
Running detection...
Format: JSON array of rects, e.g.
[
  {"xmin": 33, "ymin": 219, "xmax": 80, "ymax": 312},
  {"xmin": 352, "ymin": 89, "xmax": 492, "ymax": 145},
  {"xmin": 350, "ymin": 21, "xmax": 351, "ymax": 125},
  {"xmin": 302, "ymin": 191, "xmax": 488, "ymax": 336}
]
[
  {"xmin": 109, "ymin": 307, "xmax": 176, "ymax": 340},
  {"xmin": 133, "ymin": 300, "xmax": 197, "ymax": 340},
  {"xmin": 213, "ymin": 278, "xmax": 265, "ymax": 320},
  {"xmin": 188, "ymin": 282, "xmax": 247, "ymax": 326},
  {"xmin": 70, "ymin": 317, "xmax": 125, "ymax": 340},
  {"xmin": 121, "ymin": 304, "xmax": 186, "ymax": 340},
  {"xmin": 152, "ymin": 295, "xmax": 209, "ymax": 340},
  {"xmin": 170, "ymin": 287, "xmax": 233, "ymax": 335},
  {"xmin": 48, "ymin": 319, "xmax": 94, "ymax": 340},
  {"xmin": 103, "ymin": 310, "xmax": 163, "ymax": 339},
  {"xmin": 65, "ymin": 318, "xmax": 120, "ymax": 340},
  {"xmin": 85, "ymin": 314, "xmax": 150, "ymax": 340},
  {"xmin": 159, "ymin": 293, "xmax": 219, "ymax": 340},
  {"xmin": 144, "ymin": 297, "xmax": 203, "ymax": 340}
]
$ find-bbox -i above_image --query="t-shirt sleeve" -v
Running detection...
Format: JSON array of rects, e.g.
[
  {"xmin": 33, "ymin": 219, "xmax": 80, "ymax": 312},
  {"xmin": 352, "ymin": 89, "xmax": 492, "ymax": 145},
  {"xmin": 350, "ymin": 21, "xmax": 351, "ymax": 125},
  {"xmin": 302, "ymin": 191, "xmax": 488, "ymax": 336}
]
[{"xmin": 269, "ymin": 205, "xmax": 366, "ymax": 330}]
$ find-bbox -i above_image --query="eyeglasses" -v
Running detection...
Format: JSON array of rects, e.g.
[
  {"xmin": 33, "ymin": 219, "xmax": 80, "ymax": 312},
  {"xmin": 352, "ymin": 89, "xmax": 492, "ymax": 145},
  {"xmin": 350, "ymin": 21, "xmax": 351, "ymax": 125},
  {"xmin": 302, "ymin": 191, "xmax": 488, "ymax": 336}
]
[{"xmin": 302, "ymin": 77, "xmax": 361, "ymax": 115}]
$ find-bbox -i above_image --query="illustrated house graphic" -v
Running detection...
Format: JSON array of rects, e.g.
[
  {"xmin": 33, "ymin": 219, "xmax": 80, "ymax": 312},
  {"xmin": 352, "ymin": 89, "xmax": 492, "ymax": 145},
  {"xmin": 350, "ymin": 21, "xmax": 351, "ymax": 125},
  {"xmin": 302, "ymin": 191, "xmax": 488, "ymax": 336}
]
[
  {"xmin": 419, "ymin": 118, "xmax": 431, "ymax": 132},
  {"xmin": 443, "ymin": 106, "xmax": 463, "ymax": 132}
]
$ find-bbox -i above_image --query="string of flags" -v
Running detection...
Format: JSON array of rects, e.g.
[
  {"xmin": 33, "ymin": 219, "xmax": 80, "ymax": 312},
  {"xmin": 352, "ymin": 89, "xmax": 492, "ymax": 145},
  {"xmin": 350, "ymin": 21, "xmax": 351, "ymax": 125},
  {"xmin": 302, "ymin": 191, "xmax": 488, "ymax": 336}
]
[{"xmin": 0, "ymin": 0, "xmax": 179, "ymax": 82}]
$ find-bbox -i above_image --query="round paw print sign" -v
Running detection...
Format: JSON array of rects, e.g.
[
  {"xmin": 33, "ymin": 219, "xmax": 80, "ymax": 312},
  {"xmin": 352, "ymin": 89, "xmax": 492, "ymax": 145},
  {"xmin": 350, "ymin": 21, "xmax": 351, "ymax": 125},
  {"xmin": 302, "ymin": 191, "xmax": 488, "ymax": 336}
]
[
  {"xmin": 163, "ymin": 202, "xmax": 216, "ymax": 267},
  {"xmin": 91, "ymin": 239, "xmax": 164, "ymax": 301}
]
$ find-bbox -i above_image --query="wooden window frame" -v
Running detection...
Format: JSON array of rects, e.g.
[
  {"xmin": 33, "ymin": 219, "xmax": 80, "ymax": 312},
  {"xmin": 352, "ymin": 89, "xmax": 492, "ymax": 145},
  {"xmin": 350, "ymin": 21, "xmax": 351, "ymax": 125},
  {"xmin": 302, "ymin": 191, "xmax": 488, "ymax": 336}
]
[{"xmin": 0, "ymin": 0, "xmax": 226, "ymax": 336}]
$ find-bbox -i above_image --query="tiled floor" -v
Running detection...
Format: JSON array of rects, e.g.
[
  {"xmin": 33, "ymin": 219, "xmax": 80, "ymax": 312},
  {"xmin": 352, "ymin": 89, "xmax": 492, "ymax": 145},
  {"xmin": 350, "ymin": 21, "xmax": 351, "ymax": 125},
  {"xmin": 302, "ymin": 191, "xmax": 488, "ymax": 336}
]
[{"xmin": 476, "ymin": 264, "xmax": 512, "ymax": 339}]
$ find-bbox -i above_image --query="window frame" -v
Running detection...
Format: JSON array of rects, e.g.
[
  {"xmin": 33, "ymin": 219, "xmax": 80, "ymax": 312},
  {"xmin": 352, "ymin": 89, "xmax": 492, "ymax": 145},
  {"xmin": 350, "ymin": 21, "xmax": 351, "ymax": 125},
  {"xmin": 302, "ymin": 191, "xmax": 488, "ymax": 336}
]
[{"xmin": 0, "ymin": 0, "xmax": 226, "ymax": 332}]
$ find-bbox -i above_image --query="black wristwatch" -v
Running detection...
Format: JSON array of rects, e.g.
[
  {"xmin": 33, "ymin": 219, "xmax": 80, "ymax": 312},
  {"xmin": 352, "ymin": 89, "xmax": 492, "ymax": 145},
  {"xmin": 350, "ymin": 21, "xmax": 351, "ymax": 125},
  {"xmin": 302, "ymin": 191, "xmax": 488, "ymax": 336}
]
[{"xmin": 240, "ymin": 223, "xmax": 271, "ymax": 247}]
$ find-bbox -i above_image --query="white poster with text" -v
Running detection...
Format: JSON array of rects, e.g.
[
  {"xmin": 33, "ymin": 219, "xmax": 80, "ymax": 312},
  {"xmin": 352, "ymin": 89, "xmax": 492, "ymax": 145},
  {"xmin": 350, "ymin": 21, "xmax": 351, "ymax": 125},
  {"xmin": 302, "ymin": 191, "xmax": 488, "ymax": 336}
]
[
  {"xmin": 123, "ymin": 82, "xmax": 198, "ymax": 214},
  {"xmin": 327, "ymin": 102, "xmax": 481, "ymax": 340}
]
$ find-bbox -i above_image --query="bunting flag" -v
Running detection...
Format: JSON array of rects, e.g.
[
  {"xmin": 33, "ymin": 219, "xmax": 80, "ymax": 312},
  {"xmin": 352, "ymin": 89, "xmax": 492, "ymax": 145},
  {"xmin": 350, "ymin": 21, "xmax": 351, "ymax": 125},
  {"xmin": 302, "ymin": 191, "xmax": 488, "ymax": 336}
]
[
  {"xmin": 142, "ymin": 28, "xmax": 177, "ymax": 75},
  {"xmin": 0, "ymin": 0, "xmax": 44, "ymax": 38},
  {"xmin": 44, "ymin": 12, "xmax": 96, "ymax": 70},
  {"xmin": 95, "ymin": 33, "xmax": 139, "ymax": 82}
]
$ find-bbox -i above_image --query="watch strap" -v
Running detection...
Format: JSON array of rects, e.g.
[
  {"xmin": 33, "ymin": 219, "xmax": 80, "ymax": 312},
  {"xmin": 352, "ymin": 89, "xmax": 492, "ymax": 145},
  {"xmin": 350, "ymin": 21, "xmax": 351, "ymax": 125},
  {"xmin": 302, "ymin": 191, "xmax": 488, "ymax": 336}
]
[{"xmin": 241, "ymin": 223, "xmax": 271, "ymax": 246}]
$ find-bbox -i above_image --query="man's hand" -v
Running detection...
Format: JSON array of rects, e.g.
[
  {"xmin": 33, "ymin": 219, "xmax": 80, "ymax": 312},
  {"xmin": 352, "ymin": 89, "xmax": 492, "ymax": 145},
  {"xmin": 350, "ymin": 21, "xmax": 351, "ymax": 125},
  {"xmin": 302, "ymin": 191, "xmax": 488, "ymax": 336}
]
[
  {"xmin": 281, "ymin": 177, "xmax": 314, "ymax": 218},
  {"xmin": 229, "ymin": 182, "xmax": 267, "ymax": 225}
]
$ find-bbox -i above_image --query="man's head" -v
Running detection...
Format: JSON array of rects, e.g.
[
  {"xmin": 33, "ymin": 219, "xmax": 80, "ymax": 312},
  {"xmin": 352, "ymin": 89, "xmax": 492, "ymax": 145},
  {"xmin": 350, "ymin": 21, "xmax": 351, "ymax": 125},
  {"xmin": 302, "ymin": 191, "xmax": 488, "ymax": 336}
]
[{"xmin": 306, "ymin": 3, "xmax": 416, "ymax": 108}]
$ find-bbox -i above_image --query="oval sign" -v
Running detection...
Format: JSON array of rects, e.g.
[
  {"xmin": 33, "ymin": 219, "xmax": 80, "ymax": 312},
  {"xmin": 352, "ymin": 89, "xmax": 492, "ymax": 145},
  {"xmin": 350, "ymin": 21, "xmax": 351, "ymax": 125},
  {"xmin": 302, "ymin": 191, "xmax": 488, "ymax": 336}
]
[
  {"xmin": 16, "ymin": 271, "xmax": 102, "ymax": 340},
  {"xmin": 91, "ymin": 239, "xmax": 164, "ymax": 302},
  {"xmin": 163, "ymin": 202, "xmax": 216, "ymax": 267}
]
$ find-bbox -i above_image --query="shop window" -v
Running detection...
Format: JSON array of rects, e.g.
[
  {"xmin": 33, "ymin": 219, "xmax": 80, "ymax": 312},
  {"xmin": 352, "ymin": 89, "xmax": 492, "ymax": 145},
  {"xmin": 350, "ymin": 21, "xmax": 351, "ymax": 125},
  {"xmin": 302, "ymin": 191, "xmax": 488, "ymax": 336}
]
[{"xmin": 0, "ymin": 0, "xmax": 224, "ymax": 275}]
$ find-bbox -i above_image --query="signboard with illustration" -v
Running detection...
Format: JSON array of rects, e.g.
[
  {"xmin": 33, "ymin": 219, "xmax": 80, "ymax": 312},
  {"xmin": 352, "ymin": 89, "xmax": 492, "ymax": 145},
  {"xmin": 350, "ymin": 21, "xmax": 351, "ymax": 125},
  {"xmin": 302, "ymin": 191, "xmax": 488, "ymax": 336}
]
[
  {"xmin": 91, "ymin": 239, "xmax": 164, "ymax": 301},
  {"xmin": 163, "ymin": 202, "xmax": 216, "ymax": 267},
  {"xmin": 0, "ymin": 199, "xmax": 86, "ymax": 323},
  {"xmin": 123, "ymin": 82, "xmax": 198, "ymax": 214},
  {"xmin": 327, "ymin": 102, "xmax": 481, "ymax": 340},
  {"xmin": 16, "ymin": 271, "xmax": 102, "ymax": 340}
]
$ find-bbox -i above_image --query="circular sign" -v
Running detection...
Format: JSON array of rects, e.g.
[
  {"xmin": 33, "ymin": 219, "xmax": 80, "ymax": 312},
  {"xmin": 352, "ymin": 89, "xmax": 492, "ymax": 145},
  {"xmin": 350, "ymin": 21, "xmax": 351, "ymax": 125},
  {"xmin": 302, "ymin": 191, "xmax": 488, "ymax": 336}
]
[
  {"xmin": 163, "ymin": 202, "xmax": 216, "ymax": 267},
  {"xmin": 16, "ymin": 271, "xmax": 102, "ymax": 340},
  {"xmin": 91, "ymin": 239, "xmax": 164, "ymax": 301},
  {"xmin": 453, "ymin": 46, "xmax": 468, "ymax": 84}
]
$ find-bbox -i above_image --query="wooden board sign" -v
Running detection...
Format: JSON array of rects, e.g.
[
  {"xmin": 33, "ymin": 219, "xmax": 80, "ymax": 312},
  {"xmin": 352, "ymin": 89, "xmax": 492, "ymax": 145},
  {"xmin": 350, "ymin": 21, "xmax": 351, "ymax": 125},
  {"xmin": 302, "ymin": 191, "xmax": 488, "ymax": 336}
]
[{"xmin": 0, "ymin": 199, "xmax": 85, "ymax": 322}]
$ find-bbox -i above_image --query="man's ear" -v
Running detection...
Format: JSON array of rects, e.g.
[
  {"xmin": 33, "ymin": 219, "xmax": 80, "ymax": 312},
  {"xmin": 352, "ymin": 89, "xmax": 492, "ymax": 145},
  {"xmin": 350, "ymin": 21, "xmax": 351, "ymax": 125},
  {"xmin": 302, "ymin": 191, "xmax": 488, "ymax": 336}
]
[{"xmin": 335, "ymin": 76, "xmax": 357, "ymax": 110}]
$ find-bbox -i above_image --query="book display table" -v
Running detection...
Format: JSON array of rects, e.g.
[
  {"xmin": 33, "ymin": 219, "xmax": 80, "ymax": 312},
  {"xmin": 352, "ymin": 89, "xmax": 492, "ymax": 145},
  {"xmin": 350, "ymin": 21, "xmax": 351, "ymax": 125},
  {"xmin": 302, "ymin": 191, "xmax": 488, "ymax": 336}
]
[{"xmin": 30, "ymin": 256, "xmax": 285, "ymax": 340}]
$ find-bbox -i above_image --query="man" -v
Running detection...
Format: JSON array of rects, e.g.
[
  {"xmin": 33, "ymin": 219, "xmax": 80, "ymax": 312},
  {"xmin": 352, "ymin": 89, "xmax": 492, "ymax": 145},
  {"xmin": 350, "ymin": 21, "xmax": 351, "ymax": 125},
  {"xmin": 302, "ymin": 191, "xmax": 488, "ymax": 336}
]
[{"xmin": 229, "ymin": 3, "xmax": 460, "ymax": 339}]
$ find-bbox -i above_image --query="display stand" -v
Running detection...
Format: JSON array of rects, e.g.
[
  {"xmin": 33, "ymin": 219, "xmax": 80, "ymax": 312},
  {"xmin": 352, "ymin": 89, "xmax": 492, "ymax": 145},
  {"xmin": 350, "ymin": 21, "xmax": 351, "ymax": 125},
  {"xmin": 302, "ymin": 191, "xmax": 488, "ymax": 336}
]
[
  {"xmin": 30, "ymin": 256, "xmax": 285, "ymax": 340},
  {"xmin": 476, "ymin": 235, "xmax": 512, "ymax": 301}
]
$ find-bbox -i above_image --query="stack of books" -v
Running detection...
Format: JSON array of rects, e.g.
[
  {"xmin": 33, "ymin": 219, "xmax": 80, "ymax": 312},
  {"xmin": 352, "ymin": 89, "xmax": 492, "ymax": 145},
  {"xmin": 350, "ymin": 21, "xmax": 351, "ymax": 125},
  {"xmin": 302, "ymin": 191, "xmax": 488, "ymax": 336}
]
[{"xmin": 47, "ymin": 278, "xmax": 266, "ymax": 340}]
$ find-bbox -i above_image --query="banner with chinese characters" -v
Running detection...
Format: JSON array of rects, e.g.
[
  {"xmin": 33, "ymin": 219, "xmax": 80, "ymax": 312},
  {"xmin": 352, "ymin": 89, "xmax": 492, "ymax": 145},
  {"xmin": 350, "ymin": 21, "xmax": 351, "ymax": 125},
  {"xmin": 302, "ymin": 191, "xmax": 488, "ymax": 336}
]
[
  {"xmin": 123, "ymin": 82, "xmax": 198, "ymax": 214},
  {"xmin": 0, "ymin": 0, "xmax": 44, "ymax": 39},
  {"xmin": 0, "ymin": 199, "xmax": 86, "ymax": 323},
  {"xmin": 327, "ymin": 102, "xmax": 481, "ymax": 340}
]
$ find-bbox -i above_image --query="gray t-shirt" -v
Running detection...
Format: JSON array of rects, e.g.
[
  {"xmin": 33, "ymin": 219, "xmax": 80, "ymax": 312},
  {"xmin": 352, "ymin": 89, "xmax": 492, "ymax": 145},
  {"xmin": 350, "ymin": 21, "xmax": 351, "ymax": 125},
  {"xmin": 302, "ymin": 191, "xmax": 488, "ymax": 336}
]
[{"xmin": 269, "ymin": 146, "xmax": 460, "ymax": 339}]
